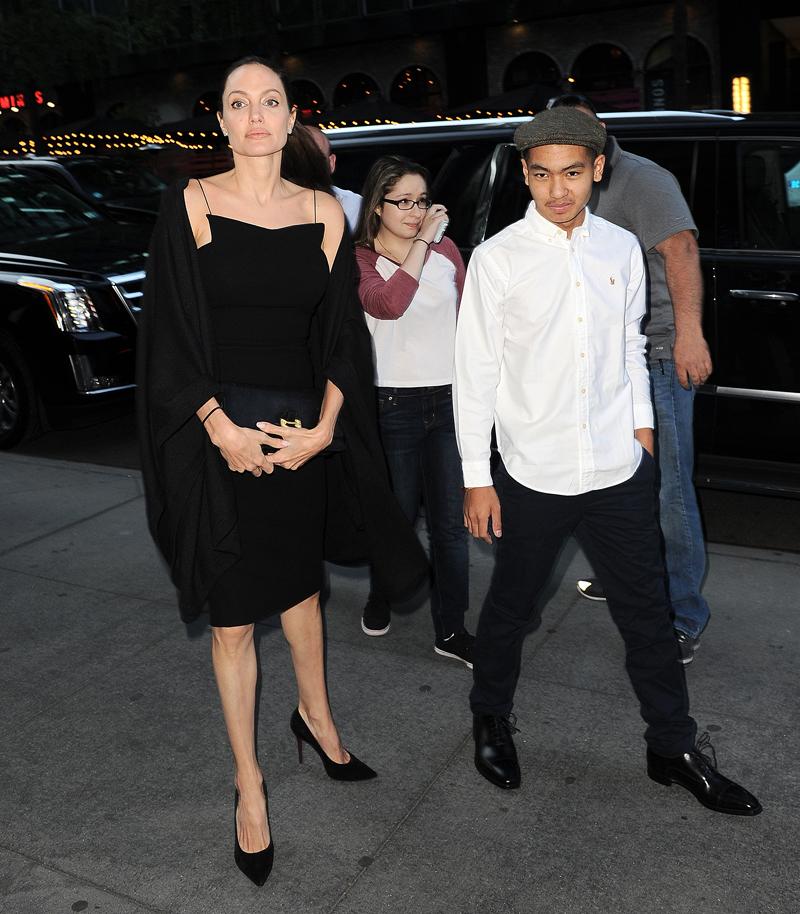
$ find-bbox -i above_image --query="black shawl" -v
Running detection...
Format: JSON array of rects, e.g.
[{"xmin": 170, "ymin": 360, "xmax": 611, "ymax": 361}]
[{"xmin": 136, "ymin": 179, "xmax": 427, "ymax": 622}]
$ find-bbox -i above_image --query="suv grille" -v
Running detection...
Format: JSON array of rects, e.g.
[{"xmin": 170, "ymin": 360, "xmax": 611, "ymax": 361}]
[{"xmin": 109, "ymin": 270, "xmax": 146, "ymax": 319}]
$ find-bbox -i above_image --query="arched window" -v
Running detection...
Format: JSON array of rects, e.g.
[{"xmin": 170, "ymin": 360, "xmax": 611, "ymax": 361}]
[
  {"xmin": 571, "ymin": 43, "xmax": 638, "ymax": 109},
  {"xmin": 289, "ymin": 79, "xmax": 326, "ymax": 122},
  {"xmin": 503, "ymin": 52, "xmax": 561, "ymax": 92},
  {"xmin": 645, "ymin": 36, "xmax": 712, "ymax": 109},
  {"xmin": 333, "ymin": 73, "xmax": 380, "ymax": 108},
  {"xmin": 390, "ymin": 65, "xmax": 443, "ymax": 112},
  {"xmin": 193, "ymin": 92, "xmax": 218, "ymax": 118}
]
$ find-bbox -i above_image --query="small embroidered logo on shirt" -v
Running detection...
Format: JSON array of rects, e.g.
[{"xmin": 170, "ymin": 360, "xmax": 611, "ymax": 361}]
[{"xmin": 609, "ymin": 276, "xmax": 616, "ymax": 285}]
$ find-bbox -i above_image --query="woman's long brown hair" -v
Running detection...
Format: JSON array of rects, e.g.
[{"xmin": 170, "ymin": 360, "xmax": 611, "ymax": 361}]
[{"xmin": 355, "ymin": 154, "xmax": 431, "ymax": 248}]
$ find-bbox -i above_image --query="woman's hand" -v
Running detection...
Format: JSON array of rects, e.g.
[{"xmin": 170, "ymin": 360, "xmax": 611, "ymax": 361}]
[
  {"xmin": 417, "ymin": 203, "xmax": 448, "ymax": 244},
  {"xmin": 257, "ymin": 420, "xmax": 333, "ymax": 471},
  {"xmin": 206, "ymin": 411, "xmax": 282, "ymax": 477}
]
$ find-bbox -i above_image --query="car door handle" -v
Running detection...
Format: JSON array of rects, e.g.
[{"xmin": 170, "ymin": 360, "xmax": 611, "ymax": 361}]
[{"xmin": 729, "ymin": 289, "xmax": 799, "ymax": 303}]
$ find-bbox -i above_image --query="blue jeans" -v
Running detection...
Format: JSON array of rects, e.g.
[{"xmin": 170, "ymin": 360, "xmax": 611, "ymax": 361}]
[
  {"xmin": 651, "ymin": 359, "xmax": 711, "ymax": 639},
  {"xmin": 371, "ymin": 385, "xmax": 469, "ymax": 640}
]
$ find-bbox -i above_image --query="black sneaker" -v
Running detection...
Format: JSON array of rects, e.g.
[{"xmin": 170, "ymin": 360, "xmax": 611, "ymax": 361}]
[
  {"xmin": 434, "ymin": 630, "xmax": 474, "ymax": 669},
  {"xmin": 361, "ymin": 599, "xmax": 390, "ymax": 636},
  {"xmin": 675, "ymin": 629, "xmax": 700, "ymax": 665},
  {"xmin": 576, "ymin": 579, "xmax": 606, "ymax": 601}
]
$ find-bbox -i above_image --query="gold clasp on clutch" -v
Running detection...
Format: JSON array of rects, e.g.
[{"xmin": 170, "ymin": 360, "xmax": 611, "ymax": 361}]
[{"xmin": 280, "ymin": 417, "xmax": 302, "ymax": 429}]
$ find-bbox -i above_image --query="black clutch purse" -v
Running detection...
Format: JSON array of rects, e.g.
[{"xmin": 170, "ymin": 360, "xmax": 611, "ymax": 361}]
[{"xmin": 220, "ymin": 382, "xmax": 345, "ymax": 454}]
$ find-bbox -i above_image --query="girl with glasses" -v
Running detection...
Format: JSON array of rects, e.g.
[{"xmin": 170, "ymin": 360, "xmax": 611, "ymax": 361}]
[{"xmin": 354, "ymin": 154, "xmax": 473, "ymax": 668}]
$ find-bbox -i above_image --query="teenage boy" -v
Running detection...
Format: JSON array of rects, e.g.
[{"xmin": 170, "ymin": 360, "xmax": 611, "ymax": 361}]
[
  {"xmin": 550, "ymin": 93, "xmax": 710, "ymax": 665},
  {"xmin": 453, "ymin": 107, "xmax": 760, "ymax": 815}
]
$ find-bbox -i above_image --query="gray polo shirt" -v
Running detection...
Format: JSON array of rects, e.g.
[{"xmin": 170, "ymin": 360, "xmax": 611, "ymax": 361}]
[{"xmin": 591, "ymin": 137, "xmax": 697, "ymax": 361}]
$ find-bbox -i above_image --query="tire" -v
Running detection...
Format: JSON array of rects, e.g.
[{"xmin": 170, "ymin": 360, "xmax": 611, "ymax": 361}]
[{"xmin": 0, "ymin": 332, "xmax": 41, "ymax": 449}]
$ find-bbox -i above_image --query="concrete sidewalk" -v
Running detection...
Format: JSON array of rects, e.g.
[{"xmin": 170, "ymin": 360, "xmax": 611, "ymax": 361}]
[{"xmin": 1, "ymin": 452, "xmax": 797, "ymax": 914}]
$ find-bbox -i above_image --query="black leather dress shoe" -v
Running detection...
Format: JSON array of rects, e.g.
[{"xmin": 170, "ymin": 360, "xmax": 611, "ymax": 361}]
[
  {"xmin": 473, "ymin": 713, "xmax": 521, "ymax": 790},
  {"xmin": 647, "ymin": 735, "xmax": 762, "ymax": 816}
]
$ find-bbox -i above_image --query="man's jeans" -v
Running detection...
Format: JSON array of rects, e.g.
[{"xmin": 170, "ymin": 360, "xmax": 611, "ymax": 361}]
[
  {"xmin": 651, "ymin": 359, "xmax": 711, "ymax": 639},
  {"xmin": 370, "ymin": 385, "xmax": 469, "ymax": 640}
]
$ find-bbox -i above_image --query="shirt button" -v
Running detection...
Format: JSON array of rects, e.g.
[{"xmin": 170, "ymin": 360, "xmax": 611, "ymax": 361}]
[
  {"xmin": 580, "ymin": 352, "xmax": 585, "ymax": 358},
  {"xmin": 582, "ymin": 423, "xmax": 587, "ymax": 429},
  {"xmin": 581, "ymin": 388, "xmax": 587, "ymax": 394},
  {"xmin": 577, "ymin": 317, "xmax": 583, "ymax": 322},
  {"xmin": 576, "ymin": 281, "xmax": 581, "ymax": 287}
]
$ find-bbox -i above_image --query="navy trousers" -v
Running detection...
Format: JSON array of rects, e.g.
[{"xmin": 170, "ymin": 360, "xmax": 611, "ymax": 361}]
[{"xmin": 470, "ymin": 453, "xmax": 697, "ymax": 756}]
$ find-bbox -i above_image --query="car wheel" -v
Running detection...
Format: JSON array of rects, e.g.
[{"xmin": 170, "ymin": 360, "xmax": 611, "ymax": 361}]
[{"xmin": 0, "ymin": 333, "xmax": 41, "ymax": 448}]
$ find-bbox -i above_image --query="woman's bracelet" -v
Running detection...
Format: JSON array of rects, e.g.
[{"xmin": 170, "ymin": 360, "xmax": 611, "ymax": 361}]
[
  {"xmin": 413, "ymin": 238, "xmax": 430, "ymax": 247},
  {"xmin": 201, "ymin": 405, "xmax": 223, "ymax": 425}
]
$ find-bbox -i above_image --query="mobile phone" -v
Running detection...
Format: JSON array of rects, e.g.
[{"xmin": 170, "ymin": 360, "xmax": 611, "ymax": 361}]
[{"xmin": 433, "ymin": 217, "xmax": 449, "ymax": 244}]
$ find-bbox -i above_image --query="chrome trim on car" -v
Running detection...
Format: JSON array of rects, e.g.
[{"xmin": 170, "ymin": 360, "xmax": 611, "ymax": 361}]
[
  {"xmin": 476, "ymin": 144, "xmax": 507, "ymax": 245},
  {"xmin": 109, "ymin": 269, "xmax": 146, "ymax": 318},
  {"xmin": 715, "ymin": 387, "xmax": 800, "ymax": 403},
  {"xmin": 729, "ymin": 289, "xmax": 799, "ymax": 302},
  {"xmin": 78, "ymin": 383, "xmax": 136, "ymax": 396}
]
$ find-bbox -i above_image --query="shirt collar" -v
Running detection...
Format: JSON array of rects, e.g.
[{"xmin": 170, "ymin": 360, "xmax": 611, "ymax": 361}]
[{"xmin": 525, "ymin": 201, "xmax": 592, "ymax": 240}]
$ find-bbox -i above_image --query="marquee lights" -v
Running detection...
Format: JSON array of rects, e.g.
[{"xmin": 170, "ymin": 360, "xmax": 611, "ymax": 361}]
[{"xmin": 0, "ymin": 109, "xmax": 539, "ymax": 159}]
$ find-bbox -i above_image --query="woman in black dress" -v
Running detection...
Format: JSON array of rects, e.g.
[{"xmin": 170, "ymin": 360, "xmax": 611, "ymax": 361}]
[{"xmin": 137, "ymin": 57, "xmax": 426, "ymax": 886}]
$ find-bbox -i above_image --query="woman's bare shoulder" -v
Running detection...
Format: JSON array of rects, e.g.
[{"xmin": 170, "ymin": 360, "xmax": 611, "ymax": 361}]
[
  {"xmin": 314, "ymin": 190, "xmax": 345, "ymax": 245},
  {"xmin": 314, "ymin": 190, "xmax": 344, "ymax": 223},
  {"xmin": 183, "ymin": 171, "xmax": 232, "ymax": 206},
  {"xmin": 183, "ymin": 173, "xmax": 230, "ymax": 241}
]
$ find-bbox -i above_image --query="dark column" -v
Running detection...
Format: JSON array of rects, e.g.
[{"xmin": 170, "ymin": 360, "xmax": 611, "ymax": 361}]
[
  {"xmin": 672, "ymin": 0, "xmax": 688, "ymax": 108},
  {"xmin": 443, "ymin": 27, "xmax": 488, "ymax": 107}
]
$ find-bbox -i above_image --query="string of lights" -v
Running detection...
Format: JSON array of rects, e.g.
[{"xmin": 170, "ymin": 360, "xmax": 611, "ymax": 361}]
[{"xmin": 0, "ymin": 109, "xmax": 540, "ymax": 158}]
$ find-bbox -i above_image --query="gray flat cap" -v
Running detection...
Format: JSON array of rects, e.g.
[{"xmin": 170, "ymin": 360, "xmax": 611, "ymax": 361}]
[{"xmin": 514, "ymin": 107, "xmax": 607, "ymax": 157}]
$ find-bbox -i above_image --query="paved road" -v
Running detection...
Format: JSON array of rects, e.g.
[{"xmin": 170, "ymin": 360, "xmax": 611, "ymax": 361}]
[
  {"xmin": 15, "ymin": 412, "xmax": 800, "ymax": 553},
  {"xmin": 1, "ymin": 450, "xmax": 797, "ymax": 913}
]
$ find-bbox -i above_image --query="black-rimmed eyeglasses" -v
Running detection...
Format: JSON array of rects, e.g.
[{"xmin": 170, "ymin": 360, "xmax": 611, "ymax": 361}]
[{"xmin": 381, "ymin": 197, "xmax": 432, "ymax": 211}]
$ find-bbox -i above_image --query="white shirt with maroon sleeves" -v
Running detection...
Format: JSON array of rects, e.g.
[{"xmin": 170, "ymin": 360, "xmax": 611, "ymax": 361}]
[
  {"xmin": 356, "ymin": 237, "xmax": 465, "ymax": 388},
  {"xmin": 454, "ymin": 202, "xmax": 653, "ymax": 495}
]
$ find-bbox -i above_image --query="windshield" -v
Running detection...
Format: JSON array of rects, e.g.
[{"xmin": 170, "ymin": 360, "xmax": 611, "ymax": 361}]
[
  {"xmin": 0, "ymin": 170, "xmax": 104, "ymax": 244},
  {"xmin": 65, "ymin": 159, "xmax": 166, "ymax": 200}
]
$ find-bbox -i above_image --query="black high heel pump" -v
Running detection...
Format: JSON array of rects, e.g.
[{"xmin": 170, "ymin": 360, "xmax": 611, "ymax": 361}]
[
  {"xmin": 233, "ymin": 782, "xmax": 274, "ymax": 886},
  {"xmin": 290, "ymin": 708, "xmax": 377, "ymax": 781}
]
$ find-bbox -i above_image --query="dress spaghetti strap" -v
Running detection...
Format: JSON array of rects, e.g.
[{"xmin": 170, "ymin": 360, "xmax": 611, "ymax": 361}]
[
  {"xmin": 313, "ymin": 189, "xmax": 317, "ymax": 223},
  {"xmin": 196, "ymin": 178, "xmax": 212, "ymax": 214}
]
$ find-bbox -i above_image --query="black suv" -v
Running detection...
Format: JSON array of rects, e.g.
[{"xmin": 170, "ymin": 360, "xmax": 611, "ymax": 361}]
[
  {"xmin": 330, "ymin": 112, "xmax": 800, "ymax": 497},
  {"xmin": 0, "ymin": 165, "xmax": 149, "ymax": 447},
  {"xmin": 6, "ymin": 156, "xmax": 162, "ymax": 221}
]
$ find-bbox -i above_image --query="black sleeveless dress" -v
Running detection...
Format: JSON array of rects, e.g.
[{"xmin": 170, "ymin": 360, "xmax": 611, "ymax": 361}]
[{"xmin": 197, "ymin": 205, "xmax": 330, "ymax": 626}]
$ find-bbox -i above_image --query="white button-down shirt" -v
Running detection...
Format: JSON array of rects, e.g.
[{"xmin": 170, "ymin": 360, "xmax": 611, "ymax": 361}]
[{"xmin": 454, "ymin": 202, "xmax": 653, "ymax": 495}]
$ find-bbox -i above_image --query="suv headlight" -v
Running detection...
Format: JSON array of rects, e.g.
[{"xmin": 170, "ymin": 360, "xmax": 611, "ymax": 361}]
[{"xmin": 18, "ymin": 277, "xmax": 104, "ymax": 332}]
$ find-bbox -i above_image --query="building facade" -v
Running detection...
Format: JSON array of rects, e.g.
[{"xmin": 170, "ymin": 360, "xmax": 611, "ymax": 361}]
[{"xmin": 1, "ymin": 0, "xmax": 798, "ymax": 141}]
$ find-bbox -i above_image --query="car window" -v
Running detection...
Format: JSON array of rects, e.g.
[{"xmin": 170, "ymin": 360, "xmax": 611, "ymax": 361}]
[
  {"xmin": 485, "ymin": 145, "xmax": 529, "ymax": 240},
  {"xmin": 430, "ymin": 144, "xmax": 493, "ymax": 247},
  {"xmin": 618, "ymin": 137, "xmax": 718, "ymax": 241},
  {"xmin": 0, "ymin": 171, "xmax": 104, "ymax": 244},
  {"xmin": 717, "ymin": 140, "xmax": 800, "ymax": 251},
  {"xmin": 741, "ymin": 142, "xmax": 800, "ymax": 250},
  {"xmin": 66, "ymin": 160, "xmax": 166, "ymax": 199},
  {"xmin": 618, "ymin": 139, "xmax": 695, "ymax": 203},
  {"xmin": 330, "ymin": 140, "xmax": 459, "ymax": 196}
]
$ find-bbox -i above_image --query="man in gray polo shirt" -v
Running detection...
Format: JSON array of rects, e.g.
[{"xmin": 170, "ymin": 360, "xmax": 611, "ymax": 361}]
[{"xmin": 550, "ymin": 94, "xmax": 711, "ymax": 664}]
